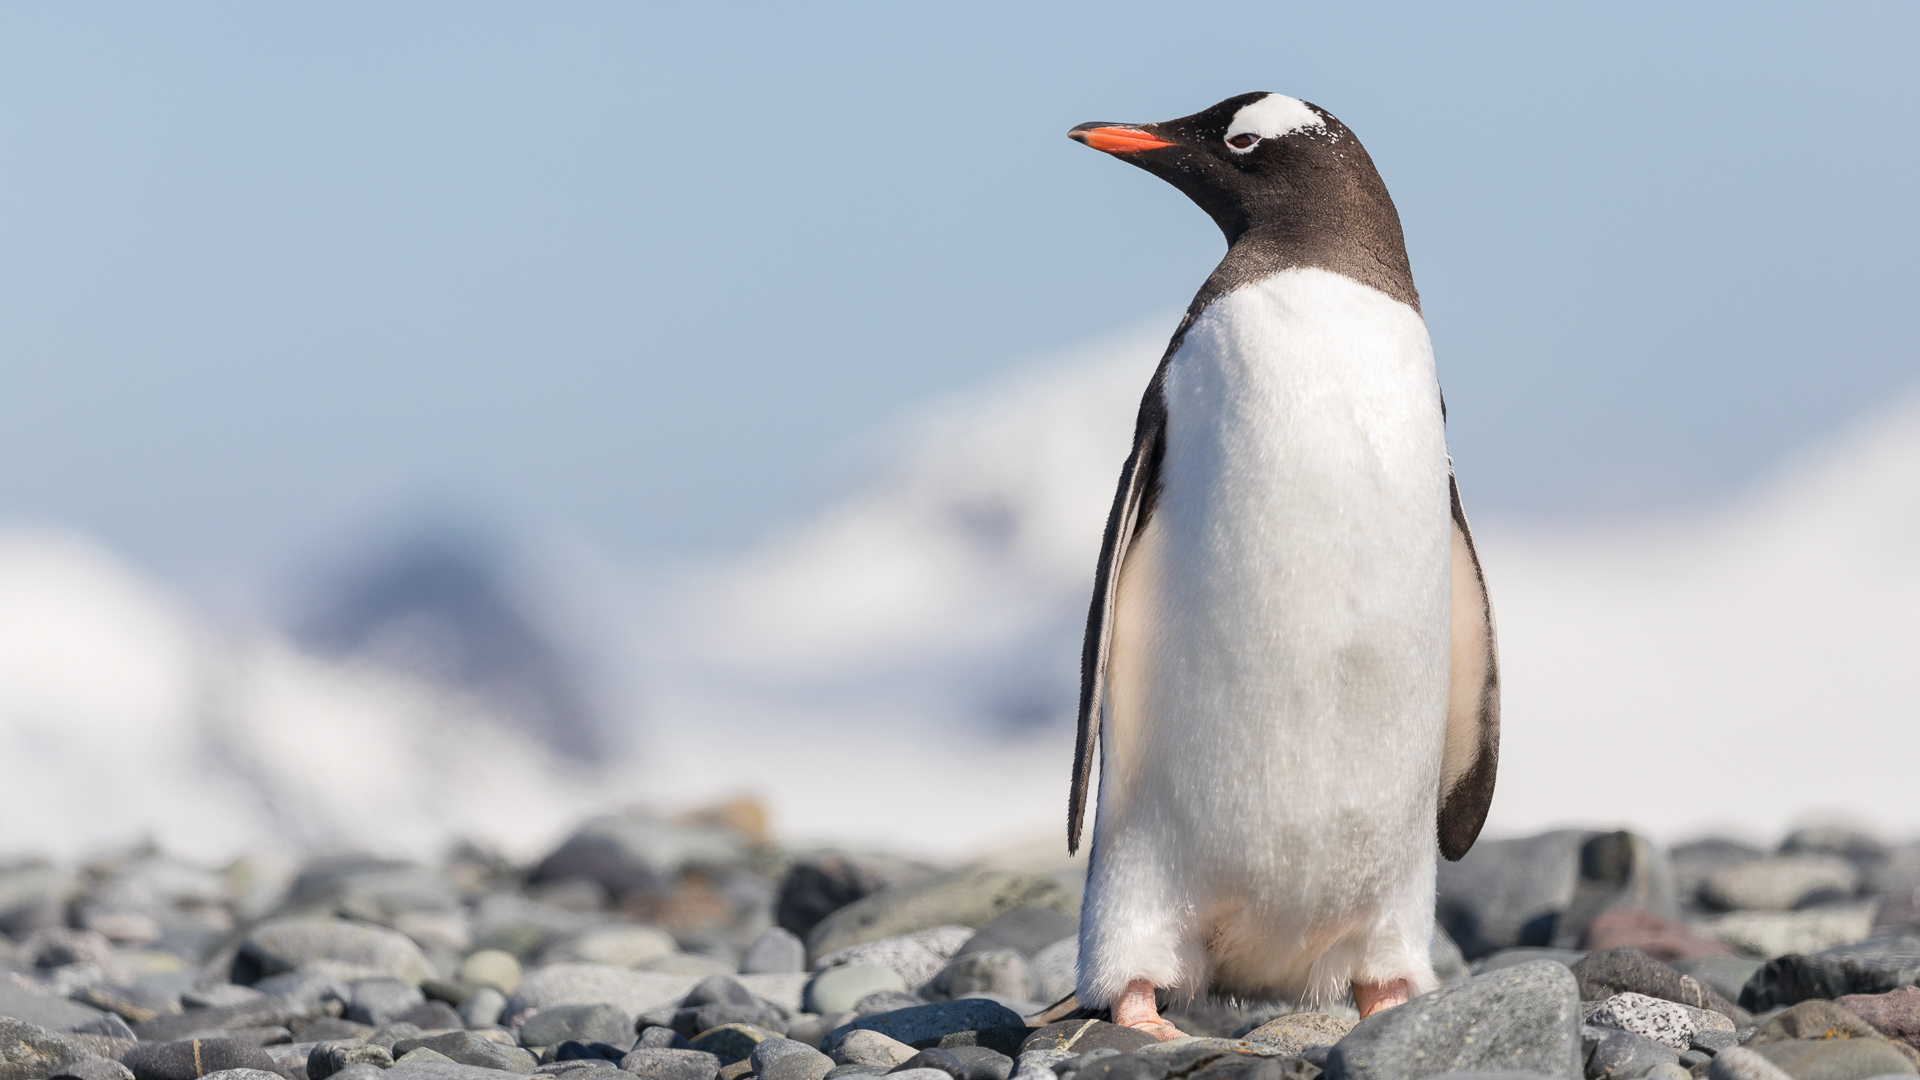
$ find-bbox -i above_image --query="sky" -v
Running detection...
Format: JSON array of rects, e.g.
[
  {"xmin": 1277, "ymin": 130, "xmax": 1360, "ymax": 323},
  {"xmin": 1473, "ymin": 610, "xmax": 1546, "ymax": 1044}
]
[{"xmin": 2, "ymin": 3, "xmax": 1916, "ymax": 578}]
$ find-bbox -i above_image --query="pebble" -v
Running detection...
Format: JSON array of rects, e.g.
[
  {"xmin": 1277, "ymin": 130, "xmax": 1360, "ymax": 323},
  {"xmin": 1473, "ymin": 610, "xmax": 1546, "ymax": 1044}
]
[
  {"xmin": 507, "ymin": 965, "xmax": 701, "ymax": 1023},
  {"xmin": 619, "ymin": 1050, "xmax": 722, "ymax": 1080},
  {"xmin": 394, "ymin": 1034, "xmax": 538, "ymax": 1074},
  {"xmin": 236, "ymin": 919, "xmax": 435, "ymax": 986},
  {"xmin": 123, "ymin": 1038, "xmax": 281, "ymax": 1080},
  {"xmin": 1747, "ymin": 1040, "xmax": 1917, "ymax": 1079},
  {"xmin": 806, "ymin": 871, "xmax": 1077, "ymax": 960},
  {"xmin": 1571, "ymin": 949, "xmax": 1742, "ymax": 1018},
  {"xmin": 461, "ymin": 951, "xmax": 525, "ymax": 995},
  {"xmin": 1326, "ymin": 961, "xmax": 1582, "ymax": 1080},
  {"xmin": 346, "ymin": 977, "xmax": 426, "ymax": 1026},
  {"xmin": 1698, "ymin": 903, "xmax": 1881, "ymax": 960},
  {"xmin": 461, "ymin": 988, "xmax": 509, "ymax": 1029},
  {"xmin": 1582, "ymin": 1024, "xmax": 1679, "ymax": 1080},
  {"xmin": 1707, "ymin": 1047, "xmax": 1795, "ymax": 1080},
  {"xmin": 814, "ymin": 930, "xmax": 976, "ymax": 991},
  {"xmin": 308, "ymin": 1041, "xmax": 397, "ymax": 1080},
  {"xmin": 820, "ymin": 1002, "xmax": 1025, "ymax": 1059},
  {"xmin": 1243, "ymin": 1014, "xmax": 1355, "ymax": 1055},
  {"xmin": 833, "ymin": 1031, "xmax": 919, "ymax": 1068},
  {"xmin": 540, "ymin": 928, "xmax": 679, "ymax": 969},
  {"xmin": 1584, "ymin": 992, "xmax": 1720, "ymax": 1050},
  {"xmin": 1704, "ymin": 856, "xmax": 1860, "ymax": 912},
  {"xmin": 686, "ymin": 1026, "xmax": 779, "ymax": 1066},
  {"xmin": 521, "ymin": 1005, "xmax": 635, "ymax": 1051},
  {"xmin": 742, "ymin": 929, "xmax": 809, "ymax": 976},
  {"xmin": 47, "ymin": 1057, "xmax": 135, "ymax": 1080}
]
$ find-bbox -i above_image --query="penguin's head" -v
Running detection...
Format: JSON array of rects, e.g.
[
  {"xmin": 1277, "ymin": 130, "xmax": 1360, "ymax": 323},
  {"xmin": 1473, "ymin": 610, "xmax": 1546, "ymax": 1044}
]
[{"xmin": 1070, "ymin": 92, "xmax": 1383, "ymax": 247}]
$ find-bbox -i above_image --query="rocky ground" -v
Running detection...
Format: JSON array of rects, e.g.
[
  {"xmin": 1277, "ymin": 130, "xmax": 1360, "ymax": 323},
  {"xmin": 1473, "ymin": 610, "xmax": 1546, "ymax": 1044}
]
[{"xmin": 6, "ymin": 811, "xmax": 1920, "ymax": 1080}]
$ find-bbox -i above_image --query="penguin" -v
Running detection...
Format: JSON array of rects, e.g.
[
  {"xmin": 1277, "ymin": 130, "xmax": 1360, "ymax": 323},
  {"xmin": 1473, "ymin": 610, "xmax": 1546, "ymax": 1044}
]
[{"xmin": 1062, "ymin": 93, "xmax": 1500, "ymax": 1038}]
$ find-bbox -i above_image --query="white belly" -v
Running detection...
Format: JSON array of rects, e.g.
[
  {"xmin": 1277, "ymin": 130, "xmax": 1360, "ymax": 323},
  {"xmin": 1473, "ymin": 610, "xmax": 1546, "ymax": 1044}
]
[{"xmin": 1082, "ymin": 266, "xmax": 1453, "ymax": 1004}]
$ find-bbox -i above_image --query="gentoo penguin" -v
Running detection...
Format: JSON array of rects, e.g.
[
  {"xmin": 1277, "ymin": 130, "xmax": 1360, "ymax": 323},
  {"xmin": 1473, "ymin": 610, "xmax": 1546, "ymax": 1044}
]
[{"xmin": 1063, "ymin": 93, "xmax": 1500, "ymax": 1038}]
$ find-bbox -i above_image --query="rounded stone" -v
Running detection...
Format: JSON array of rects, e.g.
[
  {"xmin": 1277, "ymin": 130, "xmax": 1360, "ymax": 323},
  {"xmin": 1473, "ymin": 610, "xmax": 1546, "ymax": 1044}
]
[
  {"xmin": 807, "ymin": 965, "xmax": 909, "ymax": 1016},
  {"xmin": 459, "ymin": 949, "xmax": 524, "ymax": 994}
]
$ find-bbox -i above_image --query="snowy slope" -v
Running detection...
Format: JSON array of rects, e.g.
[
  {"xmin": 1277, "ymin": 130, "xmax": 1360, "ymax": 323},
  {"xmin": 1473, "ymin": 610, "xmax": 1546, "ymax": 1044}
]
[{"xmin": 2, "ymin": 329, "xmax": 1915, "ymax": 861}]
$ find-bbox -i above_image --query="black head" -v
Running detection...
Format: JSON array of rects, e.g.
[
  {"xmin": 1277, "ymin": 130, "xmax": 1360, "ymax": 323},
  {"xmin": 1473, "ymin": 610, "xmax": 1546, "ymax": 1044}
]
[{"xmin": 1070, "ymin": 92, "xmax": 1417, "ymax": 309}]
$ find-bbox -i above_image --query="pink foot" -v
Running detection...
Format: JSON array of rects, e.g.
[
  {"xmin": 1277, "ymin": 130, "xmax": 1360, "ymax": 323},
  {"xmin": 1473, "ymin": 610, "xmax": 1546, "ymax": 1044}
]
[
  {"xmin": 1353, "ymin": 978, "xmax": 1410, "ymax": 1019},
  {"xmin": 1113, "ymin": 978, "xmax": 1189, "ymax": 1041}
]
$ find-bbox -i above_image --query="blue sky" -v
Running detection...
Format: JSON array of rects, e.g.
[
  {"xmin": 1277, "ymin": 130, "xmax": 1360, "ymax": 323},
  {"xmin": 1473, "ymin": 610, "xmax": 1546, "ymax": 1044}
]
[{"xmin": 2, "ymin": 3, "xmax": 1915, "ymax": 574}]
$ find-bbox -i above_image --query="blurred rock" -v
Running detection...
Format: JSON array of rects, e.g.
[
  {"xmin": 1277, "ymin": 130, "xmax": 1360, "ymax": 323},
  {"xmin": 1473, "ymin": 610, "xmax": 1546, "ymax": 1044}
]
[
  {"xmin": 832, "ymin": 1031, "xmax": 919, "ymax": 1068},
  {"xmin": 953, "ymin": 910, "xmax": 1076, "ymax": 961},
  {"xmin": 392, "ymin": 1033, "xmax": 537, "ymax": 1073},
  {"xmin": 506, "ymin": 964, "xmax": 699, "ymax": 1022},
  {"xmin": 46, "ymin": 1057, "xmax": 134, "ymax": 1080},
  {"xmin": 619, "ymin": 1049, "xmax": 721, "ymax": 1080},
  {"xmin": 531, "ymin": 815, "xmax": 748, "ymax": 904},
  {"xmin": 1835, "ymin": 986, "xmax": 1920, "ymax": 1049},
  {"xmin": 0, "ymin": 864, "xmax": 74, "ymax": 939},
  {"xmin": 1570, "ymin": 949, "xmax": 1742, "ymax": 1019},
  {"xmin": 521, "ymin": 1005, "xmax": 637, "ymax": 1051},
  {"xmin": 925, "ymin": 951, "xmax": 1027, "ymax": 1003},
  {"xmin": 0, "ymin": 982, "xmax": 106, "ymax": 1030},
  {"xmin": 1748, "ymin": 1038, "xmax": 1915, "ymax": 1079},
  {"xmin": 1436, "ymin": 830, "xmax": 1591, "ymax": 960},
  {"xmin": 1703, "ymin": 856, "xmax": 1859, "ymax": 912},
  {"xmin": 1740, "ymin": 946, "xmax": 1920, "ymax": 1011},
  {"xmin": 1025, "ymin": 939, "xmax": 1076, "ymax": 1005},
  {"xmin": 806, "ymin": 872, "xmax": 1075, "ymax": 961},
  {"xmin": 1666, "ymin": 957, "xmax": 1767, "ymax": 1007},
  {"xmin": 741, "ymin": 929, "xmax": 807, "ymax": 975},
  {"xmin": 1670, "ymin": 841, "xmax": 1767, "ymax": 915},
  {"xmin": 457, "ymin": 987, "xmax": 507, "ymax": 1029},
  {"xmin": 1580, "ymin": 909, "xmax": 1735, "ymax": 961},
  {"xmin": 1698, "ymin": 902, "xmax": 1879, "ymax": 957},
  {"xmin": 813, "ymin": 928, "xmax": 974, "ymax": 990},
  {"xmin": 1551, "ymin": 832, "xmax": 1678, "ymax": 951},
  {"xmin": 1584, "ymin": 1024, "xmax": 1680, "ymax": 1080},
  {"xmin": 777, "ymin": 860, "xmax": 886, "ymax": 942},
  {"xmin": 459, "ymin": 949, "xmax": 523, "ymax": 993},
  {"xmin": 234, "ymin": 919, "xmax": 435, "ymax": 986},
  {"xmin": 309, "ymin": 1042, "xmax": 397, "ymax": 1080},
  {"xmin": 1781, "ymin": 826, "xmax": 1891, "ymax": 870},
  {"xmin": 538, "ymin": 927, "xmax": 677, "ymax": 968},
  {"xmin": 346, "ymin": 977, "xmax": 426, "ymax": 1026}
]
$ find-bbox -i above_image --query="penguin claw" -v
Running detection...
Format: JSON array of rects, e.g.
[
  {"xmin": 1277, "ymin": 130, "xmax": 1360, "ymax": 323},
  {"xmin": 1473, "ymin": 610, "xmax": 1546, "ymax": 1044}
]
[{"xmin": 1113, "ymin": 978, "xmax": 1188, "ymax": 1041}]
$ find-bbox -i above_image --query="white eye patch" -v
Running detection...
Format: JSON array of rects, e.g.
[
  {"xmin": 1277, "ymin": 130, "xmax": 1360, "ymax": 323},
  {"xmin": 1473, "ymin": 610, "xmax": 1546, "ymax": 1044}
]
[{"xmin": 1223, "ymin": 94, "xmax": 1325, "ymax": 153}]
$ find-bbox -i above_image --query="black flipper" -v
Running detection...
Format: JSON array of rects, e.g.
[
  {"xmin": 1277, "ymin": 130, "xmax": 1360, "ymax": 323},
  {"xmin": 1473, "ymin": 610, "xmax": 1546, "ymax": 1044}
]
[{"xmin": 1437, "ymin": 469, "xmax": 1500, "ymax": 861}]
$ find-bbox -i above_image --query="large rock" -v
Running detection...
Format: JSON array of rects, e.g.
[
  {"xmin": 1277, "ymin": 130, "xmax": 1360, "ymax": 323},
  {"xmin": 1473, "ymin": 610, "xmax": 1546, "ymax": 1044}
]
[
  {"xmin": 619, "ymin": 1049, "xmax": 720, "ymax": 1080},
  {"xmin": 1836, "ymin": 987, "xmax": 1920, "ymax": 1049},
  {"xmin": 925, "ymin": 951, "xmax": 1028, "ymax": 1002},
  {"xmin": 531, "ymin": 814, "xmax": 747, "ymax": 903},
  {"xmin": 742, "ymin": 930, "xmax": 808, "ymax": 976},
  {"xmin": 1704, "ymin": 856, "xmax": 1860, "ymax": 912},
  {"xmin": 0, "ymin": 1018, "xmax": 94, "ymax": 1080},
  {"xmin": 953, "ymin": 910, "xmax": 1077, "ymax": 961},
  {"xmin": 1436, "ymin": 831, "xmax": 1592, "ymax": 960},
  {"xmin": 1324, "ymin": 961, "xmax": 1582, "ymax": 1080},
  {"xmin": 233, "ymin": 920, "xmax": 435, "ymax": 986},
  {"xmin": 819, "ymin": 1002, "xmax": 1025, "ymax": 1058},
  {"xmin": 1744, "ymin": 1000, "xmax": 1918, "ymax": 1063},
  {"xmin": 806, "ymin": 872, "xmax": 1076, "ymax": 961},
  {"xmin": 806, "ymin": 966, "xmax": 908, "ymax": 1016},
  {"xmin": 505, "ymin": 964, "xmax": 700, "ymax": 1022}
]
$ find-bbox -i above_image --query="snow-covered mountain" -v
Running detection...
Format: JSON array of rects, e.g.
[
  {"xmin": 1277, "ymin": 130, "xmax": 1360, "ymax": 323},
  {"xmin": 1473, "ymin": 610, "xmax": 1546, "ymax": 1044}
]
[{"xmin": 3, "ymin": 328, "xmax": 1916, "ymax": 862}]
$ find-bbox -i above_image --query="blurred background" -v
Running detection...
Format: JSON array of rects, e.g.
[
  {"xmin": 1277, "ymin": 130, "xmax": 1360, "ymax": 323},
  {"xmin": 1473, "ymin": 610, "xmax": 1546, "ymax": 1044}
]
[{"xmin": 1, "ymin": 2, "xmax": 1917, "ymax": 866}]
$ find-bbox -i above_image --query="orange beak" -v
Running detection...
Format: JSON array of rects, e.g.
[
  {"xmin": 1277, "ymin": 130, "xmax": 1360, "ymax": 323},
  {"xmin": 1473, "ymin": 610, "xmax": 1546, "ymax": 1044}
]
[{"xmin": 1069, "ymin": 124, "xmax": 1174, "ymax": 154}]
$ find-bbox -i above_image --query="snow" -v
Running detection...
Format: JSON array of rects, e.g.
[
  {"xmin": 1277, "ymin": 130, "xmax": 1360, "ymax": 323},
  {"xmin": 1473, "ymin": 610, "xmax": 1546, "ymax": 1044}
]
[{"xmin": 2, "ymin": 327, "xmax": 1917, "ymax": 862}]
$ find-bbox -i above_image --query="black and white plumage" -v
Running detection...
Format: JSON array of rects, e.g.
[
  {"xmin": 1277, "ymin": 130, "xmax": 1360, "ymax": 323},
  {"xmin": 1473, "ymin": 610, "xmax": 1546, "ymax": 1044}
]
[{"xmin": 1065, "ymin": 93, "xmax": 1499, "ymax": 1009}]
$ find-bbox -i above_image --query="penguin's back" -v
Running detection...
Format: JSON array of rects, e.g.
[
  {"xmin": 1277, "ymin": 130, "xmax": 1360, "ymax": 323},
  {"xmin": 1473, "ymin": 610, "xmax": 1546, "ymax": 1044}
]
[{"xmin": 1083, "ymin": 266, "xmax": 1452, "ymax": 1004}]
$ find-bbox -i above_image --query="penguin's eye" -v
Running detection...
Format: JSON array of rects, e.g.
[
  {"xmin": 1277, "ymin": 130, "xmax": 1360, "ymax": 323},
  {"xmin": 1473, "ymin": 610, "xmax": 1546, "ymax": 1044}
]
[{"xmin": 1226, "ymin": 133, "xmax": 1260, "ymax": 151}]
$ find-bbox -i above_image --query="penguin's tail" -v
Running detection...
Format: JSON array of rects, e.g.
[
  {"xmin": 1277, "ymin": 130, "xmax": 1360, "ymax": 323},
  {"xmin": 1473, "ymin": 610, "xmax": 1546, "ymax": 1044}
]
[{"xmin": 1026, "ymin": 993, "xmax": 1107, "ymax": 1026}]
